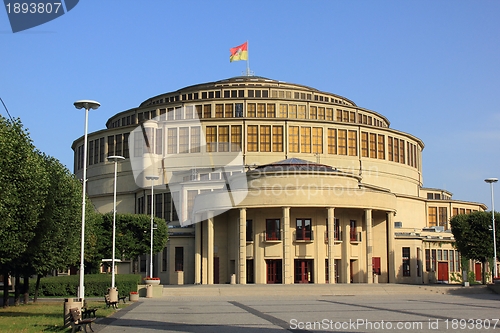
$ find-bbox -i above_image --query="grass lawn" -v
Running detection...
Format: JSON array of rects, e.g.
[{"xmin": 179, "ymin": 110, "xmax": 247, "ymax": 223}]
[{"xmin": 0, "ymin": 300, "xmax": 126, "ymax": 333}]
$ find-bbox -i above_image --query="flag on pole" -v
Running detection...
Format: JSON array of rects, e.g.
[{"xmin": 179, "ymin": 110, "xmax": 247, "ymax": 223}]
[{"xmin": 230, "ymin": 42, "xmax": 248, "ymax": 62}]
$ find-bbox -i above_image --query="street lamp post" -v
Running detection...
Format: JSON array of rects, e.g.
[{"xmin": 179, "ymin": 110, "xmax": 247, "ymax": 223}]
[
  {"xmin": 74, "ymin": 100, "xmax": 100, "ymax": 300},
  {"xmin": 485, "ymin": 178, "xmax": 498, "ymax": 280},
  {"xmin": 145, "ymin": 175, "xmax": 159, "ymax": 278},
  {"xmin": 108, "ymin": 156, "xmax": 125, "ymax": 292}
]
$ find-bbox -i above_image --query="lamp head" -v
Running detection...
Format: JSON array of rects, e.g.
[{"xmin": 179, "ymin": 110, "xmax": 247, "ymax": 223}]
[
  {"xmin": 145, "ymin": 175, "xmax": 160, "ymax": 181},
  {"xmin": 485, "ymin": 178, "xmax": 498, "ymax": 184},
  {"xmin": 74, "ymin": 100, "xmax": 100, "ymax": 110},
  {"xmin": 107, "ymin": 155, "xmax": 126, "ymax": 162}
]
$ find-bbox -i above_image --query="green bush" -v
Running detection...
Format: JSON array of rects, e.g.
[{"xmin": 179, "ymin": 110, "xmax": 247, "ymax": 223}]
[{"xmin": 29, "ymin": 274, "xmax": 142, "ymax": 297}]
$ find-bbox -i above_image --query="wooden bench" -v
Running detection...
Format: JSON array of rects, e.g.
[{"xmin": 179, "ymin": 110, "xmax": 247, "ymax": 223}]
[
  {"xmin": 82, "ymin": 307, "xmax": 98, "ymax": 319},
  {"xmin": 104, "ymin": 294, "xmax": 118, "ymax": 309},
  {"xmin": 118, "ymin": 295, "xmax": 127, "ymax": 304},
  {"xmin": 69, "ymin": 307, "xmax": 96, "ymax": 333}
]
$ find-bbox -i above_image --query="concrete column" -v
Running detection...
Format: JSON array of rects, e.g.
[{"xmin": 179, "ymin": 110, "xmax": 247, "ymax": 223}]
[
  {"xmin": 207, "ymin": 212, "xmax": 214, "ymax": 285},
  {"xmin": 365, "ymin": 209, "xmax": 373, "ymax": 284},
  {"xmin": 282, "ymin": 207, "xmax": 292, "ymax": 284},
  {"xmin": 239, "ymin": 208, "xmax": 247, "ymax": 284},
  {"xmin": 387, "ymin": 211, "xmax": 396, "ymax": 283},
  {"xmin": 194, "ymin": 215, "xmax": 201, "ymax": 284},
  {"xmin": 327, "ymin": 207, "xmax": 335, "ymax": 284},
  {"xmin": 342, "ymin": 219, "xmax": 350, "ymax": 283}
]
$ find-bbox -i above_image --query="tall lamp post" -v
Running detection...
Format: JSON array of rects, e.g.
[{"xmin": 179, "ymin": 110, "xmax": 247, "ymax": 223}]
[
  {"xmin": 74, "ymin": 100, "xmax": 100, "ymax": 300},
  {"xmin": 108, "ymin": 155, "xmax": 125, "ymax": 294},
  {"xmin": 145, "ymin": 175, "xmax": 159, "ymax": 278},
  {"xmin": 485, "ymin": 178, "xmax": 498, "ymax": 279}
]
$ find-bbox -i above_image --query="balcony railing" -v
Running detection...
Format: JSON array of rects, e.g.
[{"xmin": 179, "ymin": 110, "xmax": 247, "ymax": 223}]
[
  {"xmin": 350, "ymin": 231, "xmax": 362, "ymax": 242},
  {"xmin": 325, "ymin": 230, "xmax": 342, "ymax": 242},
  {"xmin": 265, "ymin": 230, "xmax": 281, "ymax": 241},
  {"xmin": 295, "ymin": 230, "xmax": 314, "ymax": 241}
]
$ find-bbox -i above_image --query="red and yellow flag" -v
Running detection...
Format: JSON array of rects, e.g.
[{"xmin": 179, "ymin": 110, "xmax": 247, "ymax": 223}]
[{"xmin": 230, "ymin": 42, "xmax": 248, "ymax": 62}]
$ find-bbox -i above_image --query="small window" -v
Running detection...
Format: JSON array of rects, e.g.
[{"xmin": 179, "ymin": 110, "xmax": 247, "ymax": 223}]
[
  {"xmin": 265, "ymin": 219, "xmax": 281, "ymax": 241},
  {"xmin": 175, "ymin": 247, "xmax": 184, "ymax": 271},
  {"xmin": 402, "ymin": 247, "xmax": 410, "ymax": 276}
]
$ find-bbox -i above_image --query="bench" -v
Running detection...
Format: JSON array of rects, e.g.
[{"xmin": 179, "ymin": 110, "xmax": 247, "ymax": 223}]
[
  {"xmin": 82, "ymin": 307, "xmax": 98, "ymax": 319},
  {"xmin": 118, "ymin": 295, "xmax": 127, "ymax": 304},
  {"xmin": 69, "ymin": 307, "xmax": 96, "ymax": 333},
  {"xmin": 104, "ymin": 294, "xmax": 118, "ymax": 309}
]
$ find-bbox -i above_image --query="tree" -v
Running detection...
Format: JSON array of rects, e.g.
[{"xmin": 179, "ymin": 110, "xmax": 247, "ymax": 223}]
[
  {"xmin": 28, "ymin": 154, "xmax": 82, "ymax": 302},
  {"xmin": 0, "ymin": 116, "xmax": 49, "ymax": 307},
  {"xmin": 101, "ymin": 213, "xmax": 169, "ymax": 270},
  {"xmin": 450, "ymin": 211, "xmax": 499, "ymax": 284}
]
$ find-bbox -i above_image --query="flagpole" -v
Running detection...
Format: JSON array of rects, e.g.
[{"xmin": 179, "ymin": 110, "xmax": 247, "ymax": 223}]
[{"xmin": 246, "ymin": 40, "xmax": 251, "ymax": 76}]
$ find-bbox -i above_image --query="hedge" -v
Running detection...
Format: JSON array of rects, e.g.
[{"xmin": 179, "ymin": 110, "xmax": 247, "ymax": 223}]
[{"xmin": 29, "ymin": 274, "xmax": 142, "ymax": 297}]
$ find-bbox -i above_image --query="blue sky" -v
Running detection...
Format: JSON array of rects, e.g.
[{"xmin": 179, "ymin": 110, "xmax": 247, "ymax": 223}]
[{"xmin": 1, "ymin": 1, "xmax": 499, "ymax": 208}]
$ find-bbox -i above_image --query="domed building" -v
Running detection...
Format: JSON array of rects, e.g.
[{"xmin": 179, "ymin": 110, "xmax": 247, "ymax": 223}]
[{"xmin": 72, "ymin": 76, "xmax": 485, "ymax": 285}]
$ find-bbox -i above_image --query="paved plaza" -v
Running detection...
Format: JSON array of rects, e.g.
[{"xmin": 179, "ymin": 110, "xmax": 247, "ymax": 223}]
[{"xmin": 94, "ymin": 284, "xmax": 500, "ymax": 333}]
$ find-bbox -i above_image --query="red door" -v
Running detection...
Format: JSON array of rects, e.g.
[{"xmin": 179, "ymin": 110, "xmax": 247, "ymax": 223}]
[
  {"xmin": 475, "ymin": 263, "xmax": 482, "ymax": 282},
  {"xmin": 294, "ymin": 259, "xmax": 313, "ymax": 283},
  {"xmin": 437, "ymin": 262, "xmax": 448, "ymax": 281},
  {"xmin": 266, "ymin": 260, "xmax": 282, "ymax": 284}
]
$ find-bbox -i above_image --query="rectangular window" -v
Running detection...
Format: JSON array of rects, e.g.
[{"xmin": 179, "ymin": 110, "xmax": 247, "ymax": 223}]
[
  {"xmin": 338, "ymin": 129, "xmax": 347, "ymax": 155},
  {"xmin": 298, "ymin": 105, "xmax": 306, "ymax": 119},
  {"xmin": 310, "ymin": 106, "xmax": 317, "ymax": 119},
  {"xmin": 402, "ymin": 247, "xmax": 411, "ymax": 276},
  {"xmin": 195, "ymin": 105, "xmax": 202, "ymax": 119},
  {"xmin": 245, "ymin": 102, "xmax": 256, "ymax": 117},
  {"xmin": 289, "ymin": 126, "xmax": 299, "ymax": 153},
  {"xmin": 257, "ymin": 103, "xmax": 266, "ymax": 118},
  {"xmin": 369, "ymin": 133, "xmax": 376, "ymax": 158},
  {"xmin": 348, "ymin": 130, "xmax": 357, "ymax": 156},
  {"xmin": 417, "ymin": 248, "xmax": 421, "ymax": 277},
  {"xmin": 123, "ymin": 133, "xmax": 130, "ymax": 158},
  {"xmin": 185, "ymin": 105, "xmax": 194, "ymax": 119},
  {"xmin": 175, "ymin": 247, "xmax": 184, "ymax": 271},
  {"xmin": 399, "ymin": 139, "xmax": 405, "ymax": 164},
  {"xmin": 246, "ymin": 220, "xmax": 253, "ymax": 242},
  {"xmin": 247, "ymin": 125, "xmax": 258, "ymax": 152},
  {"xmin": 296, "ymin": 218, "xmax": 312, "ymax": 240},
  {"xmin": 260, "ymin": 125, "xmax": 271, "ymax": 152},
  {"xmin": 235, "ymin": 103, "xmax": 243, "ymax": 117},
  {"xmin": 134, "ymin": 132, "xmax": 142, "ymax": 157},
  {"xmin": 272, "ymin": 126, "xmax": 283, "ymax": 152},
  {"xmin": 334, "ymin": 218, "xmax": 340, "ymax": 240},
  {"xmin": 394, "ymin": 138, "xmax": 399, "ymax": 163},
  {"xmin": 163, "ymin": 192, "xmax": 172, "ymax": 221},
  {"xmin": 224, "ymin": 104, "xmax": 233, "ymax": 118},
  {"xmin": 175, "ymin": 107, "xmax": 182, "ymax": 120},
  {"xmin": 167, "ymin": 128, "xmax": 177, "ymax": 154},
  {"xmin": 190, "ymin": 126, "xmax": 201, "ymax": 153},
  {"xmin": 179, "ymin": 127, "xmax": 189, "ymax": 153},
  {"xmin": 361, "ymin": 132, "xmax": 368, "ymax": 157},
  {"xmin": 279, "ymin": 104, "xmax": 287, "ymax": 118},
  {"xmin": 438, "ymin": 207, "xmax": 447, "ymax": 228},
  {"xmin": 428, "ymin": 207, "xmax": 437, "ymax": 227},
  {"xmin": 431, "ymin": 249, "xmax": 437, "ymax": 272},
  {"xmin": 99, "ymin": 138, "xmax": 105, "ymax": 162},
  {"xmin": 328, "ymin": 129, "xmax": 336, "ymax": 154},
  {"xmin": 215, "ymin": 104, "xmax": 223, "ymax": 118},
  {"xmin": 107, "ymin": 135, "xmax": 115, "ymax": 157},
  {"xmin": 155, "ymin": 193, "xmax": 162, "ymax": 218},
  {"xmin": 342, "ymin": 110, "xmax": 349, "ymax": 122},
  {"xmin": 154, "ymin": 129, "xmax": 162, "ymax": 155},
  {"xmin": 349, "ymin": 220, "xmax": 357, "ymax": 241},
  {"xmin": 88, "ymin": 140, "xmax": 94, "ymax": 165},
  {"xmin": 377, "ymin": 134, "xmax": 385, "ymax": 159},
  {"xmin": 267, "ymin": 104, "xmax": 276, "ymax": 118},
  {"xmin": 326, "ymin": 108, "xmax": 333, "ymax": 121},
  {"xmin": 312, "ymin": 127, "xmax": 323, "ymax": 154},
  {"xmin": 266, "ymin": 219, "xmax": 281, "ymax": 241},
  {"xmin": 450, "ymin": 250, "xmax": 454, "ymax": 272},
  {"xmin": 203, "ymin": 104, "xmax": 211, "ymax": 118},
  {"xmin": 218, "ymin": 126, "xmax": 229, "ymax": 152},
  {"xmin": 318, "ymin": 107, "xmax": 325, "ymax": 120},
  {"xmin": 349, "ymin": 111, "xmax": 356, "ymax": 123},
  {"xmin": 388, "ymin": 137, "xmax": 393, "ymax": 161},
  {"xmin": 231, "ymin": 125, "xmax": 242, "ymax": 152},
  {"xmin": 289, "ymin": 105, "xmax": 297, "ymax": 118},
  {"xmin": 206, "ymin": 126, "xmax": 217, "ymax": 152},
  {"xmin": 300, "ymin": 127, "xmax": 311, "ymax": 153},
  {"xmin": 373, "ymin": 257, "xmax": 381, "ymax": 275}
]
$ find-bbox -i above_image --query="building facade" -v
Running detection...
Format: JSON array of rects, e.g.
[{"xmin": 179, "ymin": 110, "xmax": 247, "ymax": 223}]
[{"xmin": 72, "ymin": 76, "xmax": 486, "ymax": 285}]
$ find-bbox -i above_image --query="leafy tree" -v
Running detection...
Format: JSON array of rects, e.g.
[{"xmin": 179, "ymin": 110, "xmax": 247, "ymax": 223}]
[
  {"xmin": 28, "ymin": 154, "xmax": 82, "ymax": 302},
  {"xmin": 0, "ymin": 116, "xmax": 49, "ymax": 307},
  {"xmin": 101, "ymin": 213, "xmax": 169, "ymax": 271},
  {"xmin": 450, "ymin": 211, "xmax": 499, "ymax": 284}
]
